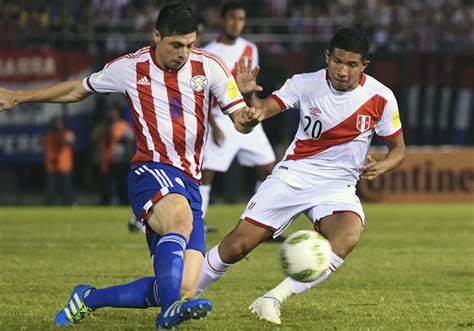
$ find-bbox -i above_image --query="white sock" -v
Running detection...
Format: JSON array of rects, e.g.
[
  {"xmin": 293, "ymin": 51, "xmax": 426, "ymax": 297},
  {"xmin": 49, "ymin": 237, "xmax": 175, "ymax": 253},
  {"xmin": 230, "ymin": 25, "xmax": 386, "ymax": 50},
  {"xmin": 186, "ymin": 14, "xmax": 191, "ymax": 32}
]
[
  {"xmin": 263, "ymin": 252, "xmax": 344, "ymax": 303},
  {"xmin": 199, "ymin": 184, "xmax": 212, "ymax": 218},
  {"xmin": 196, "ymin": 245, "xmax": 232, "ymax": 295}
]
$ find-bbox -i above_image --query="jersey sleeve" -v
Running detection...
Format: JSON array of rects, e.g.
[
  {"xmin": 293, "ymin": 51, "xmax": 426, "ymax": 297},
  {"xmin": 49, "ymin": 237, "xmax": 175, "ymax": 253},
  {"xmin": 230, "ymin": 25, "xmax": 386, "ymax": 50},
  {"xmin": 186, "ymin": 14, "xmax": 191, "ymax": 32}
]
[
  {"xmin": 82, "ymin": 57, "xmax": 126, "ymax": 95},
  {"xmin": 375, "ymin": 91, "xmax": 403, "ymax": 140},
  {"xmin": 271, "ymin": 75, "xmax": 300, "ymax": 111},
  {"xmin": 208, "ymin": 57, "xmax": 246, "ymax": 115}
]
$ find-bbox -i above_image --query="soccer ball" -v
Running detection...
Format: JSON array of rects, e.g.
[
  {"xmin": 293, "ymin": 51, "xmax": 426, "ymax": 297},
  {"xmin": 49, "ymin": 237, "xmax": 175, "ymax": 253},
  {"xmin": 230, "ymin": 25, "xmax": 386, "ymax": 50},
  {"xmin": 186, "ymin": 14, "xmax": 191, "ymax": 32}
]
[{"xmin": 280, "ymin": 230, "xmax": 332, "ymax": 282}]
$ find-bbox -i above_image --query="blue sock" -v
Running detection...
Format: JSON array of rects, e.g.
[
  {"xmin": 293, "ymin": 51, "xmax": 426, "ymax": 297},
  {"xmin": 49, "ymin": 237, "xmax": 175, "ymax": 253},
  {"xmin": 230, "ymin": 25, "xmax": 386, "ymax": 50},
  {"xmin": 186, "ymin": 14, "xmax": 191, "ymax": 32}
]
[
  {"xmin": 153, "ymin": 233, "xmax": 187, "ymax": 311},
  {"xmin": 84, "ymin": 277, "xmax": 160, "ymax": 310}
]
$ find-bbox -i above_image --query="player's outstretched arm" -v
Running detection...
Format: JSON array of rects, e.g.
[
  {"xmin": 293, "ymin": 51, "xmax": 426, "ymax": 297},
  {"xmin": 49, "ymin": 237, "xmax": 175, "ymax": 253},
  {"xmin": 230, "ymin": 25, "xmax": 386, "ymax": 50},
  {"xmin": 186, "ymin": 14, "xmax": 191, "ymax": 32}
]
[
  {"xmin": 235, "ymin": 60, "xmax": 283, "ymax": 120},
  {"xmin": 0, "ymin": 80, "xmax": 90, "ymax": 112},
  {"xmin": 361, "ymin": 134, "xmax": 406, "ymax": 180}
]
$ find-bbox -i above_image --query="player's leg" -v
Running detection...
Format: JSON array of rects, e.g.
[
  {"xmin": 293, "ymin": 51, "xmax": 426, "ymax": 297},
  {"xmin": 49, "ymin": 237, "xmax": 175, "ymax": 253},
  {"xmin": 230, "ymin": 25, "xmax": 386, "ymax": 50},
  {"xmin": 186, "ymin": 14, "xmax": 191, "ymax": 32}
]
[
  {"xmin": 44, "ymin": 172, "xmax": 57, "ymax": 205},
  {"xmin": 199, "ymin": 169, "xmax": 217, "ymax": 219},
  {"xmin": 76, "ymin": 237, "xmax": 206, "ymax": 312},
  {"xmin": 54, "ymin": 193, "xmax": 190, "ymax": 327},
  {"xmin": 254, "ymin": 162, "xmax": 275, "ymax": 191},
  {"xmin": 55, "ymin": 163, "xmax": 209, "ymax": 327},
  {"xmin": 197, "ymin": 176, "xmax": 308, "ymax": 295},
  {"xmin": 146, "ymin": 193, "xmax": 193, "ymax": 310},
  {"xmin": 181, "ymin": 249, "xmax": 204, "ymax": 299},
  {"xmin": 196, "ymin": 219, "xmax": 273, "ymax": 295},
  {"xmin": 55, "ymin": 250, "xmax": 205, "ymax": 326},
  {"xmin": 149, "ymin": 166, "xmax": 212, "ymax": 328},
  {"xmin": 251, "ymin": 207, "xmax": 364, "ymax": 325}
]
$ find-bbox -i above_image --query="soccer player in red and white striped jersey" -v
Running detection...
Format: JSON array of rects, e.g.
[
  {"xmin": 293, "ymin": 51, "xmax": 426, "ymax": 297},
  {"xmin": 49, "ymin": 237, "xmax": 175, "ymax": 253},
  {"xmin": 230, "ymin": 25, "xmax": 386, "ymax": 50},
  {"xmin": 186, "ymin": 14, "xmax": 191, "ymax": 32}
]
[
  {"xmin": 197, "ymin": 27, "xmax": 407, "ymax": 325},
  {"xmin": 0, "ymin": 3, "xmax": 265, "ymax": 329}
]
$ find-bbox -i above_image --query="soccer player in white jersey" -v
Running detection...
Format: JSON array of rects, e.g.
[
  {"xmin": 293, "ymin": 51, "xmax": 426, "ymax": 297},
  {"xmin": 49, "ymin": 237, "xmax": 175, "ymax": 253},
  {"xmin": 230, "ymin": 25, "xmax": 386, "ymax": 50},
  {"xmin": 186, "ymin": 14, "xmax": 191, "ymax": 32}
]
[
  {"xmin": 200, "ymin": 2, "xmax": 276, "ymax": 222},
  {"xmin": 196, "ymin": 27, "xmax": 406, "ymax": 325},
  {"xmin": 0, "ymin": 4, "xmax": 264, "ymax": 329}
]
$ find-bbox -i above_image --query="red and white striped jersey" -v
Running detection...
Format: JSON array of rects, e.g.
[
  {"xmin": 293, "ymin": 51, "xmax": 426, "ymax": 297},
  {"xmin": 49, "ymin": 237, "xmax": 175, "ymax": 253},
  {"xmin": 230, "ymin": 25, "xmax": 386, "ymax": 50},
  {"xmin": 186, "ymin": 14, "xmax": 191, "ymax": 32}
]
[
  {"xmin": 271, "ymin": 69, "xmax": 403, "ymax": 185},
  {"xmin": 204, "ymin": 37, "xmax": 258, "ymax": 117},
  {"xmin": 82, "ymin": 46, "xmax": 246, "ymax": 181}
]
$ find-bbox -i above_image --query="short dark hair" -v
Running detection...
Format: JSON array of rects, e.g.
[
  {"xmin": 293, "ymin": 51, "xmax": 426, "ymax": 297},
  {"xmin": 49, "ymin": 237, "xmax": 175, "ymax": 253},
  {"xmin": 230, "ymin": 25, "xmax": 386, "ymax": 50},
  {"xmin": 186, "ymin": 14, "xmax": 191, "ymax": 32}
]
[
  {"xmin": 329, "ymin": 27, "xmax": 369, "ymax": 59},
  {"xmin": 155, "ymin": 3, "xmax": 197, "ymax": 37},
  {"xmin": 220, "ymin": 2, "xmax": 246, "ymax": 17}
]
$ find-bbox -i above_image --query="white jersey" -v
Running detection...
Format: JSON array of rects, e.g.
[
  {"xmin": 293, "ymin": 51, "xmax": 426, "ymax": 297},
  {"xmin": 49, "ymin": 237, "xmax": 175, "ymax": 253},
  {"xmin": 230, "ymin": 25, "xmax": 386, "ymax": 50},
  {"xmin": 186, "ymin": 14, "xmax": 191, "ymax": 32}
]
[
  {"xmin": 271, "ymin": 69, "xmax": 402, "ymax": 186},
  {"xmin": 204, "ymin": 37, "xmax": 258, "ymax": 117},
  {"xmin": 200, "ymin": 37, "xmax": 275, "ymax": 172},
  {"xmin": 83, "ymin": 46, "xmax": 246, "ymax": 181}
]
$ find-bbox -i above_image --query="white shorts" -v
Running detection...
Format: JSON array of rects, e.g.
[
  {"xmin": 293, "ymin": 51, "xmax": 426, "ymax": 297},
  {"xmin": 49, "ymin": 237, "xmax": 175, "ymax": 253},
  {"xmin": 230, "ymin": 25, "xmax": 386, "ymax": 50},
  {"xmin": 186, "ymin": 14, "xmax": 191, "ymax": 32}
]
[
  {"xmin": 240, "ymin": 176, "xmax": 365, "ymax": 238},
  {"xmin": 202, "ymin": 113, "xmax": 275, "ymax": 172}
]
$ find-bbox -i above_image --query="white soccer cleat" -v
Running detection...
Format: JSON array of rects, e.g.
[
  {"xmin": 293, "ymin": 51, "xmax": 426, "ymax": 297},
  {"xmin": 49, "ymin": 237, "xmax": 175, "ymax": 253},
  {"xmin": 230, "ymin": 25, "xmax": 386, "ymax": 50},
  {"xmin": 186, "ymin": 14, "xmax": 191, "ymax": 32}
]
[{"xmin": 248, "ymin": 297, "xmax": 282, "ymax": 325}]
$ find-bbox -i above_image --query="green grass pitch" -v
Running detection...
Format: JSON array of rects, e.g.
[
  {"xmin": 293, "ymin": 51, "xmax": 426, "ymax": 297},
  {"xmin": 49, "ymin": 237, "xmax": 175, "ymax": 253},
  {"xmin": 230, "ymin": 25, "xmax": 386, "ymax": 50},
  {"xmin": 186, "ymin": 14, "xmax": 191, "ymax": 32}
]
[{"xmin": 0, "ymin": 204, "xmax": 473, "ymax": 330}]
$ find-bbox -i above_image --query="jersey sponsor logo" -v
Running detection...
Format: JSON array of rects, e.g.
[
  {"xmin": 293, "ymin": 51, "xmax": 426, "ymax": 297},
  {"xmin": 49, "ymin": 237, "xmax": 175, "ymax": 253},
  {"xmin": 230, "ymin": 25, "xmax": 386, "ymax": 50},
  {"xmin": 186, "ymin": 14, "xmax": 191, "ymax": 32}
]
[
  {"xmin": 356, "ymin": 115, "xmax": 371, "ymax": 132},
  {"xmin": 227, "ymin": 80, "xmax": 239, "ymax": 99},
  {"xmin": 190, "ymin": 74, "xmax": 207, "ymax": 92},
  {"xmin": 309, "ymin": 107, "xmax": 322, "ymax": 116},
  {"xmin": 137, "ymin": 76, "xmax": 151, "ymax": 85}
]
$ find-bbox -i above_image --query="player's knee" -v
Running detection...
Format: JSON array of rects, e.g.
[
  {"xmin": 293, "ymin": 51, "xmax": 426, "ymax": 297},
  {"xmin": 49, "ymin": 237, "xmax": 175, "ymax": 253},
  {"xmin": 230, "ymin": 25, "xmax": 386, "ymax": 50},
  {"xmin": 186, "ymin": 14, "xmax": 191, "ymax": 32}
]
[
  {"xmin": 151, "ymin": 196, "xmax": 193, "ymax": 236},
  {"xmin": 331, "ymin": 233, "xmax": 360, "ymax": 258}
]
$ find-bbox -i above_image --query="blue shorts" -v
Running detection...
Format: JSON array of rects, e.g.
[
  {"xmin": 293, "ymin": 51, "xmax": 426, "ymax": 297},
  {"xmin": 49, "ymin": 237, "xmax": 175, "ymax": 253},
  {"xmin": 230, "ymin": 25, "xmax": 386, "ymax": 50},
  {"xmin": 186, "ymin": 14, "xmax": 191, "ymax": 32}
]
[{"xmin": 128, "ymin": 162, "xmax": 205, "ymax": 255}]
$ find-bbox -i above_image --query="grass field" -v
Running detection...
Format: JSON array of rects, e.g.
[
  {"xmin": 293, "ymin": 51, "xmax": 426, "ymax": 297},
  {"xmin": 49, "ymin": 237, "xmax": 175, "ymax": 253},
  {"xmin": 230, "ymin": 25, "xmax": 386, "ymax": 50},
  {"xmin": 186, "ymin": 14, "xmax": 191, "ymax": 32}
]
[{"xmin": 0, "ymin": 204, "xmax": 473, "ymax": 330}]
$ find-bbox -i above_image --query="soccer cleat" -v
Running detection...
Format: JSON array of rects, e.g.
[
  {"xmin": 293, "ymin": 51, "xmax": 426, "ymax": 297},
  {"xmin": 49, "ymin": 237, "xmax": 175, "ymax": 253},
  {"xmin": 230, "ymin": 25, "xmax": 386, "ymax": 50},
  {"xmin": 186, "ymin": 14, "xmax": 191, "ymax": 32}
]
[
  {"xmin": 54, "ymin": 285, "xmax": 94, "ymax": 326},
  {"xmin": 128, "ymin": 213, "xmax": 142, "ymax": 232},
  {"xmin": 156, "ymin": 298, "xmax": 213, "ymax": 329},
  {"xmin": 248, "ymin": 296, "xmax": 282, "ymax": 325}
]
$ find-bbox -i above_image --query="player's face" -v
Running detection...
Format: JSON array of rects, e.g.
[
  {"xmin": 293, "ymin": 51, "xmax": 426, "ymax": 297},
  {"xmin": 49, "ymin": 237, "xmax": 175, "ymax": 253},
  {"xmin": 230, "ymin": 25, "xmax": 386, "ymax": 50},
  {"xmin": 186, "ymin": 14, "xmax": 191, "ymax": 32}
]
[
  {"xmin": 153, "ymin": 31, "xmax": 197, "ymax": 71},
  {"xmin": 222, "ymin": 9, "xmax": 246, "ymax": 39},
  {"xmin": 325, "ymin": 48, "xmax": 369, "ymax": 91}
]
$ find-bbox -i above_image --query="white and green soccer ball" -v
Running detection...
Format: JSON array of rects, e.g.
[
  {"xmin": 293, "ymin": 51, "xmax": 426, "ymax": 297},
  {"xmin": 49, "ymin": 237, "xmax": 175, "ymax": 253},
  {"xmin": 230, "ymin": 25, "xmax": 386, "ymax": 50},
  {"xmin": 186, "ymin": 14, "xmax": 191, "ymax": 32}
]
[{"xmin": 280, "ymin": 230, "xmax": 332, "ymax": 282}]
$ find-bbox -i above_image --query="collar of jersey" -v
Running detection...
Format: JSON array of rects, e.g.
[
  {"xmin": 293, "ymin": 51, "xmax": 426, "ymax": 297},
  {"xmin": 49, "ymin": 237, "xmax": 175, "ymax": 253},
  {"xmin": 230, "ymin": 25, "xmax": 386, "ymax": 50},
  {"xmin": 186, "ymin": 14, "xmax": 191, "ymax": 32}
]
[
  {"xmin": 326, "ymin": 79, "xmax": 361, "ymax": 96},
  {"xmin": 149, "ymin": 46, "xmax": 188, "ymax": 73}
]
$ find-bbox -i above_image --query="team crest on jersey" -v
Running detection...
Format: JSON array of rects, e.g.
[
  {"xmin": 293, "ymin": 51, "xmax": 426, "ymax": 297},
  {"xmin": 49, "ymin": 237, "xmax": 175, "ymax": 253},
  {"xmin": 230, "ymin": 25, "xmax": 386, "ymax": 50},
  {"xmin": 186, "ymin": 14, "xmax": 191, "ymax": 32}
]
[
  {"xmin": 356, "ymin": 115, "xmax": 371, "ymax": 132},
  {"xmin": 190, "ymin": 75, "xmax": 207, "ymax": 92}
]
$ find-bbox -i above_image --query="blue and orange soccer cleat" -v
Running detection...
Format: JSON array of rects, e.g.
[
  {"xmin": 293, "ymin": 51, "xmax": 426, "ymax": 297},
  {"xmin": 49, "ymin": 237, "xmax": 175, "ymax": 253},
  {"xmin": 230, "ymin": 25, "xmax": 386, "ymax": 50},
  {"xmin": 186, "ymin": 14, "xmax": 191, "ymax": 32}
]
[
  {"xmin": 54, "ymin": 285, "xmax": 95, "ymax": 326},
  {"xmin": 156, "ymin": 298, "xmax": 213, "ymax": 329}
]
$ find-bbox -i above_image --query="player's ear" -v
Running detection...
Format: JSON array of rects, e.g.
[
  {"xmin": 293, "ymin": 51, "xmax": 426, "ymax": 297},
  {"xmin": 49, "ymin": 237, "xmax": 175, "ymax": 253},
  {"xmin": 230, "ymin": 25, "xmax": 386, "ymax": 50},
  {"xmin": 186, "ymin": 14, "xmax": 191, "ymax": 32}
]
[
  {"xmin": 362, "ymin": 59, "xmax": 370, "ymax": 71},
  {"xmin": 324, "ymin": 49, "xmax": 330, "ymax": 64},
  {"xmin": 153, "ymin": 30, "xmax": 162, "ymax": 44}
]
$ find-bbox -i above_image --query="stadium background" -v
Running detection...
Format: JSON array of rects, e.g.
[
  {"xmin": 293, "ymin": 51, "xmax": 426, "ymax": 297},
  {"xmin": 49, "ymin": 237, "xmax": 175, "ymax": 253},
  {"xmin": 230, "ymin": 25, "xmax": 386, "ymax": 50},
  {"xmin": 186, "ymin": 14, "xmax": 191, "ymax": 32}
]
[{"xmin": 0, "ymin": 0, "xmax": 472, "ymax": 205}]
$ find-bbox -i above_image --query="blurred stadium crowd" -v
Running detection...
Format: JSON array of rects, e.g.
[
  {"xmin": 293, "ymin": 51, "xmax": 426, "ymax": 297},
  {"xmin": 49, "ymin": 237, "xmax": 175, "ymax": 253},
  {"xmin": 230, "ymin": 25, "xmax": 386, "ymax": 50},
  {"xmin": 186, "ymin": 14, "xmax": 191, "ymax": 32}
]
[{"xmin": 1, "ymin": 0, "xmax": 473, "ymax": 51}]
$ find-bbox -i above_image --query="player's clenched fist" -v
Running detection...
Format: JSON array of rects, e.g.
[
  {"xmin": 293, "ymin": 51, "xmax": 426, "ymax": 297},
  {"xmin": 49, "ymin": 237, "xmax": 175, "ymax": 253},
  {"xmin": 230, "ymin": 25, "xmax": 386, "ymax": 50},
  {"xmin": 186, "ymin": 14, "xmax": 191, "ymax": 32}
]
[
  {"xmin": 241, "ymin": 106, "xmax": 264, "ymax": 127},
  {"xmin": 361, "ymin": 155, "xmax": 386, "ymax": 180},
  {"xmin": 0, "ymin": 88, "xmax": 18, "ymax": 112}
]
